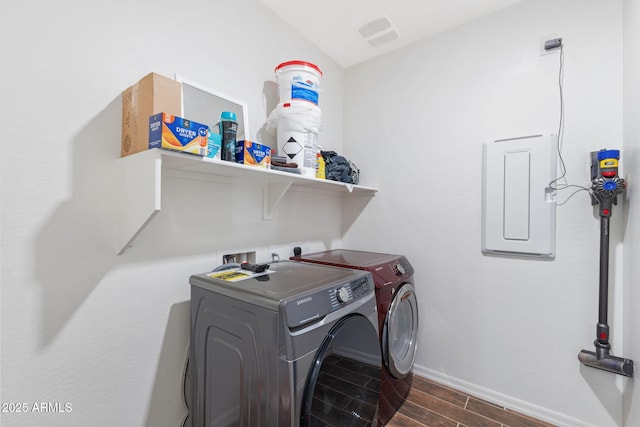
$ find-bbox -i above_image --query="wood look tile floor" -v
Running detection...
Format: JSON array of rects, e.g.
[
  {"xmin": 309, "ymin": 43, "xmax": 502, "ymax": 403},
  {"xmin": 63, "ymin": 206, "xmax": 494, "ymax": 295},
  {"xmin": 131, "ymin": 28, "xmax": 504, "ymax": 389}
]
[{"xmin": 385, "ymin": 375, "xmax": 557, "ymax": 427}]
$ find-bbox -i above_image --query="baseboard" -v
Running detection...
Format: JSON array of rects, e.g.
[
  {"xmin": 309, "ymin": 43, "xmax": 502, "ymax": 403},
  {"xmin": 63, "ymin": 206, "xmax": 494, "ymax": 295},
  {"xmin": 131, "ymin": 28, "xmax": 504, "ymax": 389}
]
[{"xmin": 412, "ymin": 364, "xmax": 595, "ymax": 427}]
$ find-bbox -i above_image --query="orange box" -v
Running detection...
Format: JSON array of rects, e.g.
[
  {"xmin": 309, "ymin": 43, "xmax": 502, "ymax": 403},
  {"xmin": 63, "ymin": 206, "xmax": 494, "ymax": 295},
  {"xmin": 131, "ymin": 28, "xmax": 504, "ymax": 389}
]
[
  {"xmin": 149, "ymin": 113, "xmax": 209, "ymax": 156},
  {"xmin": 235, "ymin": 140, "xmax": 271, "ymax": 168}
]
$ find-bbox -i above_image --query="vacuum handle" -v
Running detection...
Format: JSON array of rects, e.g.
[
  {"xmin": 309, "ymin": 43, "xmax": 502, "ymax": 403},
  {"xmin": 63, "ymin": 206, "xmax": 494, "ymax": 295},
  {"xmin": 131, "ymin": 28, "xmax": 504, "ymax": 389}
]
[
  {"xmin": 598, "ymin": 216, "xmax": 609, "ymax": 329},
  {"xmin": 590, "ymin": 149, "xmax": 622, "ymax": 334}
]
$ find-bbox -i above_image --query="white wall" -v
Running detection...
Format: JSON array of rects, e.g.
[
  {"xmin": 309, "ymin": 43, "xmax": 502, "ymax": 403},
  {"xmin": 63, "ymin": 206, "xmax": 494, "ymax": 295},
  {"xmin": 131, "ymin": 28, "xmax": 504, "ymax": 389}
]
[
  {"xmin": 2, "ymin": 0, "xmax": 637, "ymax": 426},
  {"xmin": 623, "ymin": 0, "xmax": 640, "ymax": 425},
  {"xmin": 0, "ymin": 0, "xmax": 347, "ymax": 426},
  {"xmin": 343, "ymin": 1, "xmax": 627, "ymax": 425}
]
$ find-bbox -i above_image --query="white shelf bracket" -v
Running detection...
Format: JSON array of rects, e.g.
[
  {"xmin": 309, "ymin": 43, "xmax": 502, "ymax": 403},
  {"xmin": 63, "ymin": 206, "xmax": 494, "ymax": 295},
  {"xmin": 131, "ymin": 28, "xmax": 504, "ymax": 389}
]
[
  {"xmin": 116, "ymin": 150, "xmax": 163, "ymax": 254},
  {"xmin": 263, "ymin": 181, "xmax": 293, "ymax": 220},
  {"xmin": 115, "ymin": 150, "xmax": 377, "ymax": 252}
]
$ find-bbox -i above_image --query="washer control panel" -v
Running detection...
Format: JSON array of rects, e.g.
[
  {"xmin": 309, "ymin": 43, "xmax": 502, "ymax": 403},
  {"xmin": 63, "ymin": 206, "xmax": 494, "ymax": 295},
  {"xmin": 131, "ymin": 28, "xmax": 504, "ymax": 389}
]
[
  {"xmin": 330, "ymin": 276, "xmax": 370, "ymax": 310},
  {"xmin": 336, "ymin": 286, "xmax": 350, "ymax": 303},
  {"xmin": 284, "ymin": 272, "xmax": 373, "ymax": 328}
]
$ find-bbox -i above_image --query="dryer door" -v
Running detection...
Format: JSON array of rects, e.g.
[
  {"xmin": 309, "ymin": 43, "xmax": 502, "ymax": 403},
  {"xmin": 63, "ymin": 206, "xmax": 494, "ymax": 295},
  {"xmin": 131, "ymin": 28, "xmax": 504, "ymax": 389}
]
[
  {"xmin": 383, "ymin": 283, "xmax": 419, "ymax": 379},
  {"xmin": 300, "ymin": 314, "xmax": 381, "ymax": 427}
]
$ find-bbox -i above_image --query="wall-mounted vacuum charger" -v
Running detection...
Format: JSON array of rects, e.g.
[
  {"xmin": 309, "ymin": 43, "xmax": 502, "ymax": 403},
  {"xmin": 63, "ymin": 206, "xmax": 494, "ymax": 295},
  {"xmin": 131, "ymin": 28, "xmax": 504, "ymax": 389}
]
[
  {"xmin": 544, "ymin": 37, "xmax": 563, "ymax": 51},
  {"xmin": 540, "ymin": 34, "xmax": 563, "ymax": 56}
]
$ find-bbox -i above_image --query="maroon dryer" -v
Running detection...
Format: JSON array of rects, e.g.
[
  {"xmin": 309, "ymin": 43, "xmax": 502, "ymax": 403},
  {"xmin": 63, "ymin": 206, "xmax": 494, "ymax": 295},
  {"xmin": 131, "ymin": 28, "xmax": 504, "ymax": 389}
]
[{"xmin": 292, "ymin": 249, "xmax": 419, "ymax": 426}]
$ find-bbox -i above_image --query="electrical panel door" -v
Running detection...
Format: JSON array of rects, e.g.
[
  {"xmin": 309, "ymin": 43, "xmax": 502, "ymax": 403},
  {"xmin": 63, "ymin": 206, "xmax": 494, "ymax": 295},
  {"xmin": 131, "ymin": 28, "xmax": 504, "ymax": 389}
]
[{"xmin": 482, "ymin": 134, "xmax": 557, "ymax": 258}]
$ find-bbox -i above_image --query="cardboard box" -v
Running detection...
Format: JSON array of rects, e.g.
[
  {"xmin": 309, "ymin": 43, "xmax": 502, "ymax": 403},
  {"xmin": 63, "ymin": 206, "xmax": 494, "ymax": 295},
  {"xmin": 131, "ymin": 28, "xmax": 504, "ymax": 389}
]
[
  {"xmin": 149, "ymin": 113, "xmax": 209, "ymax": 156},
  {"xmin": 235, "ymin": 140, "xmax": 271, "ymax": 168},
  {"xmin": 121, "ymin": 72, "xmax": 181, "ymax": 157}
]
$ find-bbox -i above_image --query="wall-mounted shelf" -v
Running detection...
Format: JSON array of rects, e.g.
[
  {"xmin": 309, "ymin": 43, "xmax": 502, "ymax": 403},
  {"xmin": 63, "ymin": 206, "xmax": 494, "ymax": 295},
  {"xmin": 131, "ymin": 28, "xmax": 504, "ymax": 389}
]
[{"xmin": 116, "ymin": 149, "xmax": 378, "ymax": 255}]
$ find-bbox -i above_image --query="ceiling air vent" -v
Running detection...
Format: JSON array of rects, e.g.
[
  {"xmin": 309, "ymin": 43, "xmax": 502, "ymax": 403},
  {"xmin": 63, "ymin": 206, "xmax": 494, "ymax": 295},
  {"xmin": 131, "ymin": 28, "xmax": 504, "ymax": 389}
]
[{"xmin": 358, "ymin": 15, "xmax": 399, "ymax": 47}]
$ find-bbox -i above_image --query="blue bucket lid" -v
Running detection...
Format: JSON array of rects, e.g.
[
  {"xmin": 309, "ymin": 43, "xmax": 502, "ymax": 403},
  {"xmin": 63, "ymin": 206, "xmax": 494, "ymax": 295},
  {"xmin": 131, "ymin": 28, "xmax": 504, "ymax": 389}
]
[{"xmin": 220, "ymin": 111, "xmax": 237, "ymax": 121}]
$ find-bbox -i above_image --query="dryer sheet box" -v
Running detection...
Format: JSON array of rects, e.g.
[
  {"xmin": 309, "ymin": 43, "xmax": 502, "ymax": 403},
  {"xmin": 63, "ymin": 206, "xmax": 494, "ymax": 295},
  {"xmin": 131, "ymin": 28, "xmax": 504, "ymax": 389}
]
[
  {"xmin": 235, "ymin": 140, "xmax": 271, "ymax": 168},
  {"xmin": 149, "ymin": 113, "xmax": 209, "ymax": 156}
]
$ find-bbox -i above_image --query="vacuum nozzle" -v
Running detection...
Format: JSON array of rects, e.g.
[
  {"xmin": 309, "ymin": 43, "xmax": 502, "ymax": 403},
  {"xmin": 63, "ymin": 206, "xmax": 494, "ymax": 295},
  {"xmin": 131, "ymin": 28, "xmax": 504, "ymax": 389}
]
[{"xmin": 578, "ymin": 350, "xmax": 634, "ymax": 377}]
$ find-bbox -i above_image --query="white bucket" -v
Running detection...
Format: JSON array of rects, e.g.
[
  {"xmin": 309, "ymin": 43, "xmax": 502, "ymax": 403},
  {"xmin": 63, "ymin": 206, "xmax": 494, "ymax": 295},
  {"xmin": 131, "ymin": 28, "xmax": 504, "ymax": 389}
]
[
  {"xmin": 275, "ymin": 60, "xmax": 323, "ymax": 106},
  {"xmin": 276, "ymin": 101, "xmax": 322, "ymax": 175}
]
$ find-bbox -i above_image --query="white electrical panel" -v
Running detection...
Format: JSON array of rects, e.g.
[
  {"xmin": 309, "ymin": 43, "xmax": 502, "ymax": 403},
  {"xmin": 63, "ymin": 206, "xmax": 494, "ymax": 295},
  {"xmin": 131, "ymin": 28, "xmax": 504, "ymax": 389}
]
[{"xmin": 482, "ymin": 134, "xmax": 557, "ymax": 258}]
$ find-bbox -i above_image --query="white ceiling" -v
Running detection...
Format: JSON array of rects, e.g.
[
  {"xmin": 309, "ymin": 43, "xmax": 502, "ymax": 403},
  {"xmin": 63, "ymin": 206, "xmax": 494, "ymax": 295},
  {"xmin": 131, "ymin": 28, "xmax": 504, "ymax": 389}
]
[{"xmin": 261, "ymin": 0, "xmax": 525, "ymax": 68}]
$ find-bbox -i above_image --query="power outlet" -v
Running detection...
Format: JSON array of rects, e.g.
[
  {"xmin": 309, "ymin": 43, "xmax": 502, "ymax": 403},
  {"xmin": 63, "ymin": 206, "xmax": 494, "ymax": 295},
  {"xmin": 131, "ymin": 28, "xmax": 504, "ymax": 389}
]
[{"xmin": 540, "ymin": 33, "xmax": 562, "ymax": 56}]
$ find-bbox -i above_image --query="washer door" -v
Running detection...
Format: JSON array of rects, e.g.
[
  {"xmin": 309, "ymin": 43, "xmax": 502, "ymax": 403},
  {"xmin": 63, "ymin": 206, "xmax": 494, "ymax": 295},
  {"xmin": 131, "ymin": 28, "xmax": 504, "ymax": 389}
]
[
  {"xmin": 383, "ymin": 283, "xmax": 419, "ymax": 379},
  {"xmin": 300, "ymin": 314, "xmax": 381, "ymax": 427}
]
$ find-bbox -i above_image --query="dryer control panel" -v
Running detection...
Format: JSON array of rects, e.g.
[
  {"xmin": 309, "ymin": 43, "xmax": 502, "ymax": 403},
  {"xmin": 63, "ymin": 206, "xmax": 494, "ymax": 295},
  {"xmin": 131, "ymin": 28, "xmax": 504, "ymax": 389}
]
[{"xmin": 373, "ymin": 257, "xmax": 414, "ymax": 285}]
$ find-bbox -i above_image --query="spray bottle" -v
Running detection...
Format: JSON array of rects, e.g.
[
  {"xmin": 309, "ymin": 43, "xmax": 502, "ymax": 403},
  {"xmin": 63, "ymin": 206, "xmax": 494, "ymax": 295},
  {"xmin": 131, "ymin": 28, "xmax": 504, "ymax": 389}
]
[{"xmin": 316, "ymin": 147, "xmax": 325, "ymax": 179}]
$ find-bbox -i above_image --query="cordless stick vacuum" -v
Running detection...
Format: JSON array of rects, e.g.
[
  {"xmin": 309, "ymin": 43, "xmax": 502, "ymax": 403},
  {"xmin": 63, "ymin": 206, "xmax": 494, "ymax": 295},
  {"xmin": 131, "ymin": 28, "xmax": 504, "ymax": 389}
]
[{"xmin": 578, "ymin": 149, "xmax": 634, "ymax": 377}]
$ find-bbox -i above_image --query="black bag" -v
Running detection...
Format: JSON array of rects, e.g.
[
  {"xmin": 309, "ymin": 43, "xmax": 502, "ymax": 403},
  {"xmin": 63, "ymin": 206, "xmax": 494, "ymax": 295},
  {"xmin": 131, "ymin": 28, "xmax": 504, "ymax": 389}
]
[{"xmin": 321, "ymin": 151, "xmax": 360, "ymax": 184}]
